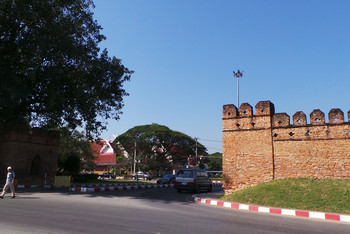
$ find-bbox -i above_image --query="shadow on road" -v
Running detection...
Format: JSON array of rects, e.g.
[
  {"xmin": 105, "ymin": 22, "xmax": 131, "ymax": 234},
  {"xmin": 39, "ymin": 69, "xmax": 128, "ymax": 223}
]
[{"xmin": 14, "ymin": 185, "xmax": 223, "ymax": 205}]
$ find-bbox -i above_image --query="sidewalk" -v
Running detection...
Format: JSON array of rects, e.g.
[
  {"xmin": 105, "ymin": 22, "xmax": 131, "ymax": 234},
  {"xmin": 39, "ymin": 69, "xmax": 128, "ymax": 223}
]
[{"xmin": 192, "ymin": 191, "xmax": 350, "ymax": 224}]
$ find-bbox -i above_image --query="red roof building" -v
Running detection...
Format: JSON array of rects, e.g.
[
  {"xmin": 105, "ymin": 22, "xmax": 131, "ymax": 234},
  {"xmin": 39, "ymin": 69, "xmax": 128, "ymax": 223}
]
[{"xmin": 91, "ymin": 140, "xmax": 117, "ymax": 173}]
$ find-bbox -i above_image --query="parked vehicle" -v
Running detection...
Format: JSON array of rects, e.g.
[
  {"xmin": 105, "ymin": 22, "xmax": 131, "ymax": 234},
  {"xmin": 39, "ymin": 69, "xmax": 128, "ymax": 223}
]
[
  {"xmin": 175, "ymin": 168, "xmax": 212, "ymax": 193},
  {"xmin": 99, "ymin": 173, "xmax": 116, "ymax": 179},
  {"xmin": 131, "ymin": 171, "xmax": 153, "ymax": 180},
  {"xmin": 157, "ymin": 174, "xmax": 175, "ymax": 184}
]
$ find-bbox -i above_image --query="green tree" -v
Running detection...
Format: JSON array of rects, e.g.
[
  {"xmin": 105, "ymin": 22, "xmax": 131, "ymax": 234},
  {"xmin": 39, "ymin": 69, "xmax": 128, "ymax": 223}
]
[
  {"xmin": 115, "ymin": 124, "xmax": 207, "ymax": 173},
  {"xmin": 58, "ymin": 129, "xmax": 95, "ymax": 173},
  {"xmin": 0, "ymin": 0, "xmax": 132, "ymax": 137},
  {"xmin": 113, "ymin": 147, "xmax": 130, "ymax": 175},
  {"xmin": 206, "ymin": 152, "xmax": 222, "ymax": 171}
]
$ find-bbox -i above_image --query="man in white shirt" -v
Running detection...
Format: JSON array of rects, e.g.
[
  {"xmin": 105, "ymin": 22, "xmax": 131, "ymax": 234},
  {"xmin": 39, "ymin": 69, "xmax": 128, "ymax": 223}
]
[{"xmin": 0, "ymin": 166, "xmax": 15, "ymax": 199}]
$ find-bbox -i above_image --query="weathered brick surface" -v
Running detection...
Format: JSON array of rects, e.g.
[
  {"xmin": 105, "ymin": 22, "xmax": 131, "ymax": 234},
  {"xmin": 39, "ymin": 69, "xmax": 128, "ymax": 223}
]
[
  {"xmin": 0, "ymin": 127, "xmax": 60, "ymax": 185},
  {"xmin": 223, "ymin": 101, "xmax": 350, "ymax": 194}
]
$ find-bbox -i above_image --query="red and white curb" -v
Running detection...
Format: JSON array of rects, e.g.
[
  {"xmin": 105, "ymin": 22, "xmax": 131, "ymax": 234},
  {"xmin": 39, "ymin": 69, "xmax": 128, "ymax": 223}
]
[
  {"xmin": 74, "ymin": 182, "xmax": 222, "ymax": 188},
  {"xmin": 16, "ymin": 185, "xmax": 52, "ymax": 189},
  {"xmin": 71, "ymin": 184, "xmax": 175, "ymax": 192},
  {"xmin": 12, "ymin": 182, "xmax": 221, "ymax": 191},
  {"xmin": 71, "ymin": 182, "xmax": 154, "ymax": 188},
  {"xmin": 192, "ymin": 196, "xmax": 350, "ymax": 223}
]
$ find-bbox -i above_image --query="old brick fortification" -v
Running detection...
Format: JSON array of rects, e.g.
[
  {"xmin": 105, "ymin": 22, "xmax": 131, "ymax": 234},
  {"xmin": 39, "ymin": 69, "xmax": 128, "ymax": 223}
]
[
  {"xmin": 222, "ymin": 101, "xmax": 350, "ymax": 194},
  {"xmin": 0, "ymin": 127, "xmax": 60, "ymax": 185}
]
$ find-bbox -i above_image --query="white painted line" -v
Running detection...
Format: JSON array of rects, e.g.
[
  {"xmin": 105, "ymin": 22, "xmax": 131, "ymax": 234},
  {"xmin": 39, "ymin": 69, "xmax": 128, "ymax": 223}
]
[
  {"xmin": 340, "ymin": 215, "xmax": 350, "ymax": 223},
  {"xmin": 201, "ymin": 199, "xmax": 207, "ymax": 204},
  {"xmin": 281, "ymin": 209, "xmax": 296, "ymax": 216},
  {"xmin": 258, "ymin": 207, "xmax": 270, "ymax": 213},
  {"xmin": 309, "ymin": 212, "xmax": 325, "ymax": 219},
  {"xmin": 223, "ymin": 202, "xmax": 232, "ymax": 208},
  {"xmin": 239, "ymin": 204, "xmax": 249, "ymax": 210},
  {"xmin": 210, "ymin": 200, "xmax": 218, "ymax": 206}
]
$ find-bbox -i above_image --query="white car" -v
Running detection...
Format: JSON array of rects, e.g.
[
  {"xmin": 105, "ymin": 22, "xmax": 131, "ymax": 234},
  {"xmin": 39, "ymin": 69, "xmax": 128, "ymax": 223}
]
[{"xmin": 131, "ymin": 171, "xmax": 153, "ymax": 180}]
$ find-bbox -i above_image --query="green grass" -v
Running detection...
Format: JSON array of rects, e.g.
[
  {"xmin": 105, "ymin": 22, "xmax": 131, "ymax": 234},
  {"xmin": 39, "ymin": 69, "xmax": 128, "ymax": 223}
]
[
  {"xmin": 221, "ymin": 178, "xmax": 350, "ymax": 215},
  {"xmin": 210, "ymin": 177, "xmax": 223, "ymax": 181}
]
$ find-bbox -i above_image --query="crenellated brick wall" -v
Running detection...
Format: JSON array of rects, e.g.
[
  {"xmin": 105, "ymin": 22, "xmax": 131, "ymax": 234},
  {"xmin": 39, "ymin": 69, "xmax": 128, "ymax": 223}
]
[{"xmin": 222, "ymin": 101, "xmax": 350, "ymax": 194}]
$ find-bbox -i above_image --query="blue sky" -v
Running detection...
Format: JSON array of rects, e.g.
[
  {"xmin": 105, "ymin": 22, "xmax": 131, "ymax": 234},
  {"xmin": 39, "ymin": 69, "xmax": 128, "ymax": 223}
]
[{"xmin": 93, "ymin": 0, "xmax": 350, "ymax": 154}]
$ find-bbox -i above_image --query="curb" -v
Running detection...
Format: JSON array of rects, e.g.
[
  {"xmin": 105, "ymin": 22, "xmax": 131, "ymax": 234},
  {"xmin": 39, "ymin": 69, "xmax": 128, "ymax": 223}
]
[
  {"xmin": 192, "ymin": 195, "xmax": 350, "ymax": 223},
  {"xmin": 71, "ymin": 184, "xmax": 175, "ymax": 192},
  {"xmin": 72, "ymin": 182, "xmax": 166, "ymax": 188},
  {"xmin": 16, "ymin": 185, "xmax": 53, "ymax": 189},
  {"xmin": 10, "ymin": 182, "xmax": 223, "ymax": 190},
  {"xmin": 70, "ymin": 182, "xmax": 222, "ymax": 193}
]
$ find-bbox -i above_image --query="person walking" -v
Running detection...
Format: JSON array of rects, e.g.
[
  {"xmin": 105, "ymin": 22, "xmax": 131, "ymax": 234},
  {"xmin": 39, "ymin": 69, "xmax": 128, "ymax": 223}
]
[{"xmin": 0, "ymin": 166, "xmax": 15, "ymax": 199}]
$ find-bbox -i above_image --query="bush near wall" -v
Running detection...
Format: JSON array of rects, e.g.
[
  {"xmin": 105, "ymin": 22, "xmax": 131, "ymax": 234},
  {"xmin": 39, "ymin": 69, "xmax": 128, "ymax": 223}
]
[{"xmin": 57, "ymin": 172, "xmax": 98, "ymax": 183}]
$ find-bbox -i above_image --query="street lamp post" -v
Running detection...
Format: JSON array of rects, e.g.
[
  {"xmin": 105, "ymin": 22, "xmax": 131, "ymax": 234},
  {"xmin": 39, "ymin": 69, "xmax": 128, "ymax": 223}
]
[{"xmin": 233, "ymin": 70, "xmax": 243, "ymax": 107}]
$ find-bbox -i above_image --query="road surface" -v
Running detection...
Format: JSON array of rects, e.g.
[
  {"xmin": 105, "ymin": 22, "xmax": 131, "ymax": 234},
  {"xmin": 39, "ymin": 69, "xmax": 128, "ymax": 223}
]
[{"xmin": 0, "ymin": 187, "xmax": 349, "ymax": 233}]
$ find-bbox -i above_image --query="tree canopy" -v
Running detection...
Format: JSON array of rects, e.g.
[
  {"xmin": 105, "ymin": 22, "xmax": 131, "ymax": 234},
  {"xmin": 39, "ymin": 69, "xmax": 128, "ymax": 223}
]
[
  {"xmin": 58, "ymin": 128, "xmax": 95, "ymax": 173},
  {"xmin": 0, "ymin": 0, "xmax": 132, "ymax": 137},
  {"xmin": 205, "ymin": 152, "xmax": 222, "ymax": 171},
  {"xmin": 114, "ymin": 124, "xmax": 207, "ymax": 173}
]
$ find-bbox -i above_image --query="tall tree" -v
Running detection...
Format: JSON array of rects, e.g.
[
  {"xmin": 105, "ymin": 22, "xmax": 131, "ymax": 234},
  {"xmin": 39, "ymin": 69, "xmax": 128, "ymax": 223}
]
[
  {"xmin": 58, "ymin": 129, "xmax": 95, "ymax": 173},
  {"xmin": 115, "ymin": 124, "xmax": 207, "ymax": 173},
  {"xmin": 205, "ymin": 152, "xmax": 222, "ymax": 171},
  {"xmin": 0, "ymin": 0, "xmax": 132, "ymax": 137}
]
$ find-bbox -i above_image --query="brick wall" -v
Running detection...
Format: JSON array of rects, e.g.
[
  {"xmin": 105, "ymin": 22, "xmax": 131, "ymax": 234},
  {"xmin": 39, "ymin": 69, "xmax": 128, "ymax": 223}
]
[
  {"xmin": 223, "ymin": 101, "xmax": 350, "ymax": 194},
  {"xmin": 0, "ymin": 127, "xmax": 60, "ymax": 185}
]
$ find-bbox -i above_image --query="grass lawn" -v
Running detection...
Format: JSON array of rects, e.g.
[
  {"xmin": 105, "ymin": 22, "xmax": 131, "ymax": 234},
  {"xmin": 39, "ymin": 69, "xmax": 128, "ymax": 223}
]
[{"xmin": 221, "ymin": 178, "xmax": 350, "ymax": 215}]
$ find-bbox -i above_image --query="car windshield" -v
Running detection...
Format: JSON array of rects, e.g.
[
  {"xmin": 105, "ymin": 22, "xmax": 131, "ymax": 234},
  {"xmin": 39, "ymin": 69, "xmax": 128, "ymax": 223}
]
[{"xmin": 177, "ymin": 170, "xmax": 193, "ymax": 178}]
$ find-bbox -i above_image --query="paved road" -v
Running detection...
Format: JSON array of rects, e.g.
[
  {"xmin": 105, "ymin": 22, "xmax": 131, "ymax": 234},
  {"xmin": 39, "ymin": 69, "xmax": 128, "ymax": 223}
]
[{"xmin": 0, "ymin": 188, "xmax": 349, "ymax": 233}]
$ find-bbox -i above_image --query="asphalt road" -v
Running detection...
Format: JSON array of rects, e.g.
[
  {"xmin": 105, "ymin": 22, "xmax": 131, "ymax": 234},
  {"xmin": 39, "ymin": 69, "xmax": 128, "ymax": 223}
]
[{"xmin": 0, "ymin": 187, "xmax": 349, "ymax": 234}]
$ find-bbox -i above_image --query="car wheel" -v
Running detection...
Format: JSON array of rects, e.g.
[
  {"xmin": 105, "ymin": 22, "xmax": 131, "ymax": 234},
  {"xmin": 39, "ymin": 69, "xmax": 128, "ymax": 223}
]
[{"xmin": 208, "ymin": 184, "xmax": 212, "ymax": 192}]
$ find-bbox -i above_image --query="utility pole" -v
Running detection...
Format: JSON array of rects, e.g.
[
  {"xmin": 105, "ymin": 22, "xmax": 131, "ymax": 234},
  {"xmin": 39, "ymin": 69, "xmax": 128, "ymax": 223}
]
[
  {"xmin": 194, "ymin": 137, "xmax": 198, "ymax": 167},
  {"xmin": 134, "ymin": 140, "xmax": 137, "ymax": 174},
  {"xmin": 233, "ymin": 70, "xmax": 243, "ymax": 107}
]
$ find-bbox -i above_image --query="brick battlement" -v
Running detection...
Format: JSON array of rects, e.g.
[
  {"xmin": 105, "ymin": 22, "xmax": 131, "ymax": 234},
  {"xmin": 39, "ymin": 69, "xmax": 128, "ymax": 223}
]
[
  {"xmin": 0, "ymin": 127, "xmax": 60, "ymax": 146},
  {"xmin": 222, "ymin": 101, "xmax": 350, "ymax": 194}
]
